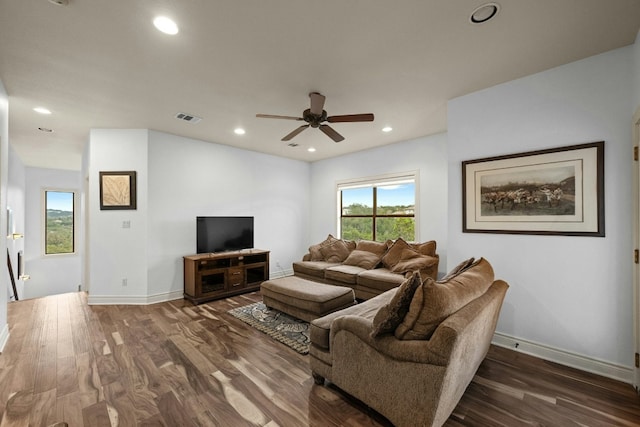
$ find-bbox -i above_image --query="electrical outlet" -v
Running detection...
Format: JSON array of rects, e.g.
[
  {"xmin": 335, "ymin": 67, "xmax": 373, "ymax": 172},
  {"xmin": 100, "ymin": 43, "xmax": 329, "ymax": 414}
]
[
  {"xmin": 122, "ymin": 278, "xmax": 128, "ymax": 287},
  {"xmin": 122, "ymin": 220, "xmax": 131, "ymax": 229}
]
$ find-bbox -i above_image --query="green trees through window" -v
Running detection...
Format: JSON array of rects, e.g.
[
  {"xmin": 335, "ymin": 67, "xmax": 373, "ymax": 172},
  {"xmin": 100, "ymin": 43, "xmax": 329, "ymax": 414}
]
[
  {"xmin": 45, "ymin": 190, "xmax": 74, "ymax": 255},
  {"xmin": 339, "ymin": 178, "xmax": 415, "ymax": 242}
]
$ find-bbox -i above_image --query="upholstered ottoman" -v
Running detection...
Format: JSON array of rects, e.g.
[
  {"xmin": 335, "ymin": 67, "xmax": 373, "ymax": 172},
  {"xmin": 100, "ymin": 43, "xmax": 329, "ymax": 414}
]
[{"xmin": 261, "ymin": 276, "xmax": 356, "ymax": 322}]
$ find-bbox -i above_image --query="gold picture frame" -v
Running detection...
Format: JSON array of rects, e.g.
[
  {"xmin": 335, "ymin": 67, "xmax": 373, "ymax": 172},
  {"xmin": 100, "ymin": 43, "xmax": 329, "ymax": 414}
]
[
  {"xmin": 99, "ymin": 171, "xmax": 137, "ymax": 210},
  {"xmin": 462, "ymin": 142, "xmax": 604, "ymax": 236}
]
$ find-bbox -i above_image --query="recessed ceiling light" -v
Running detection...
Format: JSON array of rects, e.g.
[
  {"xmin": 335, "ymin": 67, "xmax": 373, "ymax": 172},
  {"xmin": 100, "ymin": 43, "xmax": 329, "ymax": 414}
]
[
  {"xmin": 470, "ymin": 3, "xmax": 500, "ymax": 24},
  {"xmin": 234, "ymin": 128, "xmax": 246, "ymax": 135},
  {"xmin": 38, "ymin": 127, "xmax": 53, "ymax": 133},
  {"xmin": 153, "ymin": 16, "xmax": 179, "ymax": 35},
  {"xmin": 307, "ymin": 147, "xmax": 316, "ymax": 152},
  {"xmin": 33, "ymin": 107, "xmax": 52, "ymax": 115},
  {"xmin": 382, "ymin": 126, "xmax": 393, "ymax": 133}
]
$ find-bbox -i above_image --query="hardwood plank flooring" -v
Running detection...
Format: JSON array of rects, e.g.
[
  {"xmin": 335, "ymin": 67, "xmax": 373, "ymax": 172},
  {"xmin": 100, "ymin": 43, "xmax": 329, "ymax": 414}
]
[{"xmin": 0, "ymin": 291, "xmax": 639, "ymax": 426}]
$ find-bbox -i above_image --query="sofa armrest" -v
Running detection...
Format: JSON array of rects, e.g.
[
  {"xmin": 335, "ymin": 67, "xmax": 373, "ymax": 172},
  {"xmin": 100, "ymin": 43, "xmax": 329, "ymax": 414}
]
[
  {"xmin": 330, "ymin": 315, "xmax": 452, "ymax": 366},
  {"xmin": 302, "ymin": 253, "xmax": 311, "ymax": 261}
]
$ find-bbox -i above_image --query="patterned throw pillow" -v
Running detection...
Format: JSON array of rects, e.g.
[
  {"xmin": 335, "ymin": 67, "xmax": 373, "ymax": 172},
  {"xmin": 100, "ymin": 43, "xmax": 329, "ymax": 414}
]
[{"xmin": 370, "ymin": 271, "xmax": 422, "ymax": 337}]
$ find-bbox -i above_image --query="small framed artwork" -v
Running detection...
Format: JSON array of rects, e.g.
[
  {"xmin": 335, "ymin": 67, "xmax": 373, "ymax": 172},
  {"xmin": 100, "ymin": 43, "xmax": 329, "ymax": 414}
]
[
  {"xmin": 462, "ymin": 141, "xmax": 604, "ymax": 236},
  {"xmin": 99, "ymin": 171, "xmax": 137, "ymax": 210}
]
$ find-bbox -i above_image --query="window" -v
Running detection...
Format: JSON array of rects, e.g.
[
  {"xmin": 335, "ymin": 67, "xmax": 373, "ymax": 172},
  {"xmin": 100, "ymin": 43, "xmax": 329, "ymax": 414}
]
[
  {"xmin": 45, "ymin": 190, "xmax": 75, "ymax": 255},
  {"xmin": 338, "ymin": 173, "xmax": 417, "ymax": 242}
]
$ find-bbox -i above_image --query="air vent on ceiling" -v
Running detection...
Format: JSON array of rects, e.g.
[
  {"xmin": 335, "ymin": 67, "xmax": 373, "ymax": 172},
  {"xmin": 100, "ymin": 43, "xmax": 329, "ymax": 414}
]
[{"xmin": 175, "ymin": 112, "xmax": 202, "ymax": 124}]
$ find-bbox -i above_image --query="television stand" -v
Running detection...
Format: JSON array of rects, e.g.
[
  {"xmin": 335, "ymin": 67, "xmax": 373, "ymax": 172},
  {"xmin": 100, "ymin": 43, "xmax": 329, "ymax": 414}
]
[{"xmin": 183, "ymin": 249, "xmax": 270, "ymax": 304}]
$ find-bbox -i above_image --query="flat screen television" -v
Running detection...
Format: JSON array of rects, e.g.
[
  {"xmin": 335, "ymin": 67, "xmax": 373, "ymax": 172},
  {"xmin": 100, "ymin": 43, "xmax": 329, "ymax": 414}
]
[{"xmin": 196, "ymin": 216, "xmax": 254, "ymax": 253}]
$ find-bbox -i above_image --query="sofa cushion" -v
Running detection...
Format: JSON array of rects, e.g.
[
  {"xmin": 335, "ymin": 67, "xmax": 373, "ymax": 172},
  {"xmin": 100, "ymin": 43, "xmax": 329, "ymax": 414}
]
[
  {"xmin": 395, "ymin": 257, "xmax": 495, "ymax": 340},
  {"xmin": 309, "ymin": 234, "xmax": 338, "ymax": 261},
  {"xmin": 310, "ymin": 289, "xmax": 396, "ymax": 350},
  {"xmin": 370, "ymin": 271, "xmax": 422, "ymax": 337},
  {"xmin": 357, "ymin": 268, "xmax": 406, "ymax": 292},
  {"xmin": 292, "ymin": 260, "xmax": 340, "ymax": 279},
  {"xmin": 410, "ymin": 240, "xmax": 437, "ymax": 257},
  {"xmin": 381, "ymin": 238, "xmax": 418, "ymax": 269},
  {"xmin": 320, "ymin": 238, "xmax": 355, "ymax": 263},
  {"xmin": 343, "ymin": 249, "xmax": 382, "ymax": 269},
  {"xmin": 325, "ymin": 264, "xmax": 365, "ymax": 285}
]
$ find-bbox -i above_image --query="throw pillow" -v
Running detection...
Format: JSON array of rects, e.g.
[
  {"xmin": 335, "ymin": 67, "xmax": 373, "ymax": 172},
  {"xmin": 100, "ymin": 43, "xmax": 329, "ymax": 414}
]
[
  {"xmin": 319, "ymin": 238, "xmax": 353, "ymax": 263},
  {"xmin": 371, "ymin": 271, "xmax": 422, "ymax": 337},
  {"xmin": 308, "ymin": 234, "xmax": 337, "ymax": 261},
  {"xmin": 394, "ymin": 257, "xmax": 495, "ymax": 340},
  {"xmin": 343, "ymin": 250, "xmax": 382, "ymax": 269},
  {"xmin": 409, "ymin": 240, "xmax": 437, "ymax": 257},
  {"xmin": 438, "ymin": 257, "xmax": 476, "ymax": 282},
  {"xmin": 390, "ymin": 251, "xmax": 438, "ymax": 274},
  {"xmin": 355, "ymin": 239, "xmax": 390, "ymax": 256},
  {"xmin": 381, "ymin": 238, "xmax": 419, "ymax": 270}
]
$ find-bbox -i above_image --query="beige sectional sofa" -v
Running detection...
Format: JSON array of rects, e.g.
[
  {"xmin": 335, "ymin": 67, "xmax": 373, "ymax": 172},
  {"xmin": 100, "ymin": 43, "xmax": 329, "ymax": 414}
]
[
  {"xmin": 309, "ymin": 257, "xmax": 508, "ymax": 427},
  {"xmin": 293, "ymin": 235, "xmax": 439, "ymax": 300}
]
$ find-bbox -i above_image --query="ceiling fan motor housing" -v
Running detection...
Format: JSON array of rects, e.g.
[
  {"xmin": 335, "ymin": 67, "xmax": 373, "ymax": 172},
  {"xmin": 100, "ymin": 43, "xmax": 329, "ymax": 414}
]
[{"xmin": 302, "ymin": 108, "xmax": 327, "ymax": 128}]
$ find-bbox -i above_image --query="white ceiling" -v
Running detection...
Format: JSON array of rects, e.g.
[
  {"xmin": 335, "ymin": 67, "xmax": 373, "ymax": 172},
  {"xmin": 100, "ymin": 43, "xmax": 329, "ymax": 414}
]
[{"xmin": 1, "ymin": 1, "xmax": 639, "ymax": 171}]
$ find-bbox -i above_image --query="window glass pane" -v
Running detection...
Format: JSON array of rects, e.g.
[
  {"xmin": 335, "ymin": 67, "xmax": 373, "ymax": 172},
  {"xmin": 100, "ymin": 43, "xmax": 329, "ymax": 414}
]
[
  {"xmin": 376, "ymin": 217, "xmax": 415, "ymax": 242},
  {"xmin": 46, "ymin": 191, "xmax": 74, "ymax": 254},
  {"xmin": 376, "ymin": 182, "xmax": 415, "ymax": 215},
  {"xmin": 342, "ymin": 187, "xmax": 373, "ymax": 215},
  {"xmin": 341, "ymin": 217, "xmax": 373, "ymax": 241}
]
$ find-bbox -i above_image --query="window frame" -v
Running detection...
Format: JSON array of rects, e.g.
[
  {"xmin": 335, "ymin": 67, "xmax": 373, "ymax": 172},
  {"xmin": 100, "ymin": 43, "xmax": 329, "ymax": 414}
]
[
  {"xmin": 336, "ymin": 171, "xmax": 419, "ymax": 241},
  {"xmin": 43, "ymin": 188, "xmax": 77, "ymax": 256}
]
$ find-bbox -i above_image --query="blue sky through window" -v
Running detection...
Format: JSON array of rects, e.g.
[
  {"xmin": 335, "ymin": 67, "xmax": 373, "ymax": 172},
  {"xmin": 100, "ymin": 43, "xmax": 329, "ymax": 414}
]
[
  {"xmin": 343, "ymin": 183, "xmax": 414, "ymax": 206},
  {"xmin": 47, "ymin": 191, "xmax": 73, "ymax": 211}
]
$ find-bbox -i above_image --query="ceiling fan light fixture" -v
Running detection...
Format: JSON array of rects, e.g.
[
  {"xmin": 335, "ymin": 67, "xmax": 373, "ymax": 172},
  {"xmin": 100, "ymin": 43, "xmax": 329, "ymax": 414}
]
[
  {"xmin": 153, "ymin": 16, "xmax": 179, "ymax": 35},
  {"xmin": 382, "ymin": 126, "xmax": 392, "ymax": 133},
  {"xmin": 307, "ymin": 147, "xmax": 316, "ymax": 152},
  {"xmin": 470, "ymin": 3, "xmax": 500, "ymax": 24},
  {"xmin": 234, "ymin": 128, "xmax": 246, "ymax": 135}
]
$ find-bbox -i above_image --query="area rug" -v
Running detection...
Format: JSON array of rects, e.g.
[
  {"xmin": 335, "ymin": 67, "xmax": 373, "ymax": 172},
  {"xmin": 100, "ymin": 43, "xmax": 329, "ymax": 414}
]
[{"xmin": 228, "ymin": 302, "xmax": 310, "ymax": 354}]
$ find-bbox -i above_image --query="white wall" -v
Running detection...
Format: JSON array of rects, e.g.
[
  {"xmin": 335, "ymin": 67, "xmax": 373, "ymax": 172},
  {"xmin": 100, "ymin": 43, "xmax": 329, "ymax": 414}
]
[
  {"xmin": 24, "ymin": 167, "xmax": 82, "ymax": 299},
  {"xmin": 310, "ymin": 133, "xmax": 449, "ymax": 271},
  {"xmin": 146, "ymin": 131, "xmax": 310, "ymax": 294},
  {"xmin": 0, "ymin": 78, "xmax": 9, "ymax": 350},
  {"xmin": 87, "ymin": 129, "xmax": 310, "ymax": 303},
  {"xmin": 87, "ymin": 129, "xmax": 149, "ymax": 303},
  {"xmin": 7, "ymin": 146, "xmax": 26, "ymax": 300},
  {"xmin": 448, "ymin": 46, "xmax": 634, "ymax": 378}
]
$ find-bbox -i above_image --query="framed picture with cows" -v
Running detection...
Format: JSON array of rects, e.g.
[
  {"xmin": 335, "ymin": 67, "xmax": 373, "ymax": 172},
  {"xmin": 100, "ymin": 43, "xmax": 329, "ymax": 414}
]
[{"xmin": 462, "ymin": 141, "xmax": 604, "ymax": 236}]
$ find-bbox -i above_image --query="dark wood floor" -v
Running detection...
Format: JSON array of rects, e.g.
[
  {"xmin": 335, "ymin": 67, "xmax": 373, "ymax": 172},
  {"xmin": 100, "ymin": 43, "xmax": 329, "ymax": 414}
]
[{"xmin": 0, "ymin": 291, "xmax": 639, "ymax": 426}]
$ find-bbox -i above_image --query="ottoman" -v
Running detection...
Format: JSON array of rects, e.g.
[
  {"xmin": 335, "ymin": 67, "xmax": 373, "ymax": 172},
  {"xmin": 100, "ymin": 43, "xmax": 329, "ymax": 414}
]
[{"xmin": 261, "ymin": 276, "xmax": 356, "ymax": 322}]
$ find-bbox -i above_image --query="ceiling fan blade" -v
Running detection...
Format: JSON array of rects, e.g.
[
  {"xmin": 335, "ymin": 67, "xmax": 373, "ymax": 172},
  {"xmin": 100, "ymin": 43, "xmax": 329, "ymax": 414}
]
[
  {"xmin": 319, "ymin": 124, "xmax": 345, "ymax": 143},
  {"xmin": 256, "ymin": 114, "xmax": 304, "ymax": 121},
  {"xmin": 327, "ymin": 113, "xmax": 375, "ymax": 123},
  {"xmin": 309, "ymin": 92, "xmax": 326, "ymax": 116},
  {"xmin": 281, "ymin": 125, "xmax": 309, "ymax": 141}
]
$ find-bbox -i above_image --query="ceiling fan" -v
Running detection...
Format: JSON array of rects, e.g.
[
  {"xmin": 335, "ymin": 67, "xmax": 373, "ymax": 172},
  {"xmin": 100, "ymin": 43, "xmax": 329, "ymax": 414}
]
[{"xmin": 256, "ymin": 92, "xmax": 374, "ymax": 143}]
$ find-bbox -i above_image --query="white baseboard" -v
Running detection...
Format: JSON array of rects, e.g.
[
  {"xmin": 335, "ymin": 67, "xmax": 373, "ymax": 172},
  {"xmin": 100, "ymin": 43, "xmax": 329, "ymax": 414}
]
[
  {"xmin": 270, "ymin": 268, "xmax": 293, "ymax": 279},
  {"xmin": 492, "ymin": 332, "xmax": 633, "ymax": 384},
  {"xmin": 87, "ymin": 290, "xmax": 184, "ymax": 305},
  {"xmin": 0, "ymin": 324, "xmax": 9, "ymax": 353}
]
